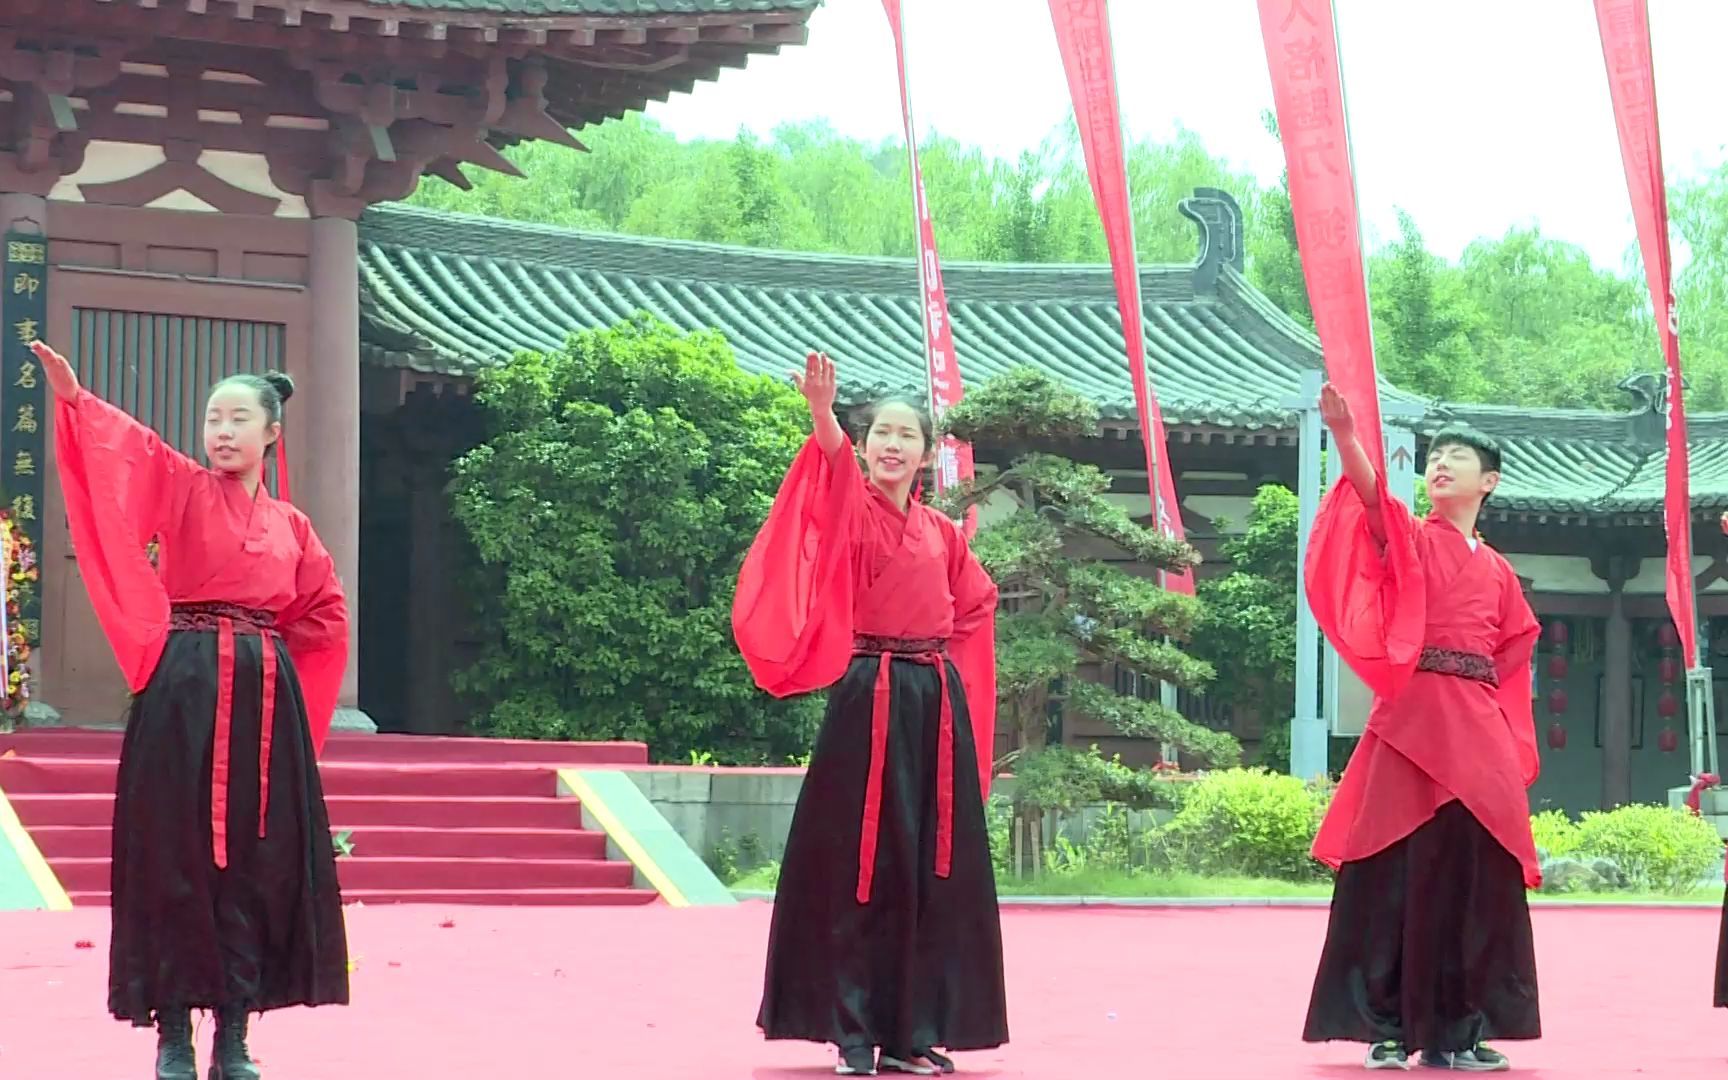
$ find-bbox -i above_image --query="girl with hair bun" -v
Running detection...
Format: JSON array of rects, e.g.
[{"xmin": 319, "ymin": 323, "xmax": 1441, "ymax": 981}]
[{"xmin": 31, "ymin": 340, "xmax": 348, "ymax": 1080}]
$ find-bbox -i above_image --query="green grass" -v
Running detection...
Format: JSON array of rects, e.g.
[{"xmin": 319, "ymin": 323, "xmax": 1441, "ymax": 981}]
[
  {"xmin": 994, "ymin": 870, "xmax": 1333, "ymax": 898},
  {"xmin": 731, "ymin": 865, "xmax": 781, "ymax": 892},
  {"xmin": 728, "ymin": 863, "xmax": 1727, "ymax": 905}
]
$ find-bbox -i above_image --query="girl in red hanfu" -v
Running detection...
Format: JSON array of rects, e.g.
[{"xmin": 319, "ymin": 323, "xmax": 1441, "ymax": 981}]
[
  {"xmin": 1301, "ymin": 384, "xmax": 1541, "ymax": 1073},
  {"xmin": 734, "ymin": 352, "xmax": 1007, "ymax": 1077},
  {"xmin": 33, "ymin": 340, "xmax": 349, "ymax": 1080}
]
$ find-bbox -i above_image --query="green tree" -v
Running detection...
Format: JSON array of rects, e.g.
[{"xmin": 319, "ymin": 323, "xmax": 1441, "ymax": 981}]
[
  {"xmin": 940, "ymin": 368, "xmax": 1240, "ymax": 871},
  {"xmin": 1190, "ymin": 486, "xmax": 1299, "ymax": 770},
  {"xmin": 1189, "ymin": 484, "xmax": 1358, "ymax": 774},
  {"xmin": 1368, "ymin": 211, "xmax": 1488, "ymax": 401},
  {"xmin": 447, "ymin": 315, "xmax": 823, "ymax": 762}
]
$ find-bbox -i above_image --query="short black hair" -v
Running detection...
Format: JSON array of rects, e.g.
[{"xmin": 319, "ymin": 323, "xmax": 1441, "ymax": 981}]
[{"xmin": 1427, "ymin": 425, "xmax": 1502, "ymax": 475}]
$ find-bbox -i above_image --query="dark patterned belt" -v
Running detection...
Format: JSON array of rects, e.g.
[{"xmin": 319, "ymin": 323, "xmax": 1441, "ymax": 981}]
[
  {"xmin": 854, "ymin": 634, "xmax": 949, "ymax": 656},
  {"xmin": 850, "ymin": 634, "xmax": 955, "ymax": 905},
  {"xmin": 169, "ymin": 602, "xmax": 281, "ymax": 870},
  {"xmin": 1417, "ymin": 646, "xmax": 1499, "ymax": 688},
  {"xmin": 170, "ymin": 602, "xmax": 275, "ymax": 634}
]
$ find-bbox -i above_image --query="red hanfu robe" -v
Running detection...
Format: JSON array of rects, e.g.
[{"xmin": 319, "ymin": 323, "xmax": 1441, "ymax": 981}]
[
  {"xmin": 734, "ymin": 435, "xmax": 998, "ymax": 892},
  {"xmin": 1306, "ymin": 477, "xmax": 1542, "ymax": 888},
  {"xmin": 56, "ymin": 388, "xmax": 348, "ymax": 860}
]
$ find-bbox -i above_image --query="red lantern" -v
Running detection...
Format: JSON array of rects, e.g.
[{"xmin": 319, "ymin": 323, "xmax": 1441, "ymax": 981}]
[
  {"xmin": 1546, "ymin": 721, "xmax": 1568, "ymax": 751},
  {"xmin": 1660, "ymin": 657, "xmax": 1680, "ymax": 684},
  {"xmin": 1659, "ymin": 726, "xmax": 1681, "ymax": 754},
  {"xmin": 1547, "ymin": 654, "xmax": 1569, "ymax": 679},
  {"xmin": 1659, "ymin": 624, "xmax": 1680, "ymax": 648},
  {"xmin": 1659, "ymin": 691, "xmax": 1680, "ymax": 719},
  {"xmin": 1547, "ymin": 620, "xmax": 1570, "ymax": 646},
  {"xmin": 1547, "ymin": 688, "xmax": 1568, "ymax": 715}
]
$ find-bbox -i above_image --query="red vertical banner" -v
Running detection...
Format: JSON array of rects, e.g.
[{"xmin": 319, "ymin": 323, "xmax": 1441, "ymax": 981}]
[
  {"xmin": 1045, "ymin": 0, "xmax": 1193, "ymax": 593},
  {"xmin": 1595, "ymin": 0, "xmax": 1697, "ymax": 669},
  {"xmin": 1255, "ymin": 0, "xmax": 1385, "ymax": 474},
  {"xmin": 881, "ymin": 0, "xmax": 977, "ymax": 535}
]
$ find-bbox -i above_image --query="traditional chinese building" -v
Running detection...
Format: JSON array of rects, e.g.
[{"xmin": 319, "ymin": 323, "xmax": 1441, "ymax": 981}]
[
  {"xmin": 0, "ymin": 0, "xmax": 823, "ymax": 730},
  {"xmin": 348, "ymin": 192, "xmax": 1727, "ymax": 815}
]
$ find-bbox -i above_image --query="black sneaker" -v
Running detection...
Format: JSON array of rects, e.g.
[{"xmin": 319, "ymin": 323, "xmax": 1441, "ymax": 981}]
[
  {"xmin": 1365, "ymin": 1041, "xmax": 1411, "ymax": 1070},
  {"xmin": 1419, "ymin": 1044, "xmax": 1510, "ymax": 1072},
  {"xmin": 836, "ymin": 1044, "xmax": 878, "ymax": 1076}
]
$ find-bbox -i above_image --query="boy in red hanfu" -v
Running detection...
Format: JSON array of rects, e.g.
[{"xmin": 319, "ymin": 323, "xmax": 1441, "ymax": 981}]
[{"xmin": 1301, "ymin": 384, "xmax": 1541, "ymax": 1073}]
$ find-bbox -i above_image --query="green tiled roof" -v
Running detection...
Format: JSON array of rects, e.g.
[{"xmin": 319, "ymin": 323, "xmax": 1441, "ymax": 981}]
[
  {"xmin": 358, "ymin": 0, "xmax": 821, "ymax": 13},
  {"xmin": 357, "ymin": 203, "xmax": 1421, "ymax": 430},
  {"xmin": 1422, "ymin": 402, "xmax": 1728, "ymax": 519}
]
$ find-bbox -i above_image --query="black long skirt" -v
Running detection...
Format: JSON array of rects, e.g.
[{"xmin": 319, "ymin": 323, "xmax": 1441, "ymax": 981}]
[
  {"xmin": 757, "ymin": 653, "xmax": 1009, "ymax": 1053},
  {"xmin": 1711, "ymin": 889, "xmax": 1728, "ymax": 1006},
  {"xmin": 108, "ymin": 628, "xmax": 350, "ymax": 1025},
  {"xmin": 1303, "ymin": 800, "xmax": 1540, "ymax": 1052}
]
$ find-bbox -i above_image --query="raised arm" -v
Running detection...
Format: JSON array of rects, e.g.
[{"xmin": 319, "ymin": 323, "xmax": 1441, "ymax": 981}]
[
  {"xmin": 36, "ymin": 340, "xmax": 194, "ymax": 690},
  {"xmin": 1319, "ymin": 382, "xmax": 1384, "ymax": 542},
  {"xmin": 732, "ymin": 350, "xmax": 867, "ymax": 697}
]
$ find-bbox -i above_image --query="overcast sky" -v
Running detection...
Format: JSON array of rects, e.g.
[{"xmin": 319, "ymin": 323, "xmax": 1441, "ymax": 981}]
[{"xmin": 645, "ymin": 0, "xmax": 1728, "ymax": 270}]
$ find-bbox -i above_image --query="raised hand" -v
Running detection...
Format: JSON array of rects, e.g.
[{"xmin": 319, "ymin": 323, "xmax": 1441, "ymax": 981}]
[
  {"xmin": 1318, "ymin": 382, "xmax": 1353, "ymax": 439},
  {"xmin": 790, "ymin": 350, "xmax": 844, "ymax": 455},
  {"xmin": 790, "ymin": 350, "xmax": 837, "ymax": 417},
  {"xmin": 30, "ymin": 340, "xmax": 78, "ymax": 399}
]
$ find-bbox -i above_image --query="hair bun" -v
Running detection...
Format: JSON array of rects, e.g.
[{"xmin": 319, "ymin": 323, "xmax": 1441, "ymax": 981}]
[{"xmin": 261, "ymin": 370, "xmax": 295, "ymax": 404}]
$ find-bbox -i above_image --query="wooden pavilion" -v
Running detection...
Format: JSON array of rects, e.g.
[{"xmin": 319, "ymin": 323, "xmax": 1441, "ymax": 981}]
[
  {"xmin": 347, "ymin": 192, "xmax": 1728, "ymax": 815},
  {"xmin": 0, "ymin": 0, "xmax": 821, "ymax": 730}
]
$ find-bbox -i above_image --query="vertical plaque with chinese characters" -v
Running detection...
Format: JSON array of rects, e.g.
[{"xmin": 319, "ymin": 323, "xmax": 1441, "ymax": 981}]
[{"xmin": 1, "ymin": 232, "xmax": 46, "ymax": 644}]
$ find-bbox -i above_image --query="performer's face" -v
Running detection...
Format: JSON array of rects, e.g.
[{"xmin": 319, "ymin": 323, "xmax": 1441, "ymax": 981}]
[
  {"xmin": 863, "ymin": 403, "xmax": 932, "ymax": 489},
  {"xmin": 203, "ymin": 385, "xmax": 279, "ymax": 476},
  {"xmin": 1424, "ymin": 440, "xmax": 1498, "ymax": 508}
]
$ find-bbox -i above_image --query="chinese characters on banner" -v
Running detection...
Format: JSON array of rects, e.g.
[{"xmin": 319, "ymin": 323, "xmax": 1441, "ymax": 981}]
[
  {"xmin": 1594, "ymin": 0, "xmax": 1697, "ymax": 669},
  {"xmin": 1255, "ymin": 0, "xmax": 1386, "ymax": 474},
  {"xmin": 880, "ymin": 0, "xmax": 978, "ymax": 535},
  {"xmin": 1045, "ymin": 0, "xmax": 1193, "ymax": 593},
  {"xmin": 0, "ymin": 232, "xmax": 44, "ymax": 646}
]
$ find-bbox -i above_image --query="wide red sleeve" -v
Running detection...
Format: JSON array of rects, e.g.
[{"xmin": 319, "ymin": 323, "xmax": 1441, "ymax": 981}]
[
  {"xmin": 732, "ymin": 435, "xmax": 866, "ymax": 697},
  {"xmin": 53, "ymin": 389, "xmax": 194, "ymax": 691},
  {"xmin": 945, "ymin": 518, "xmax": 998, "ymax": 799},
  {"xmin": 1493, "ymin": 562, "xmax": 1542, "ymax": 787},
  {"xmin": 1304, "ymin": 473, "xmax": 1426, "ymax": 701},
  {"xmin": 277, "ymin": 514, "xmax": 348, "ymax": 757}
]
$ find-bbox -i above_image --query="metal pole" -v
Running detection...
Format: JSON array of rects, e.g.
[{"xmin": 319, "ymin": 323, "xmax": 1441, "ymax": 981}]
[{"xmin": 1290, "ymin": 369, "xmax": 1327, "ymax": 779}]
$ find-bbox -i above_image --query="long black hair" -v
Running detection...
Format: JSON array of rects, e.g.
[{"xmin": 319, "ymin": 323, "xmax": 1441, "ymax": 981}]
[{"xmin": 852, "ymin": 395, "xmax": 934, "ymax": 452}]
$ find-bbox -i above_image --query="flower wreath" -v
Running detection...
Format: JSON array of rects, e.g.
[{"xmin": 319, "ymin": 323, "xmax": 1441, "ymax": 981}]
[{"xmin": 0, "ymin": 510, "xmax": 36, "ymax": 716}]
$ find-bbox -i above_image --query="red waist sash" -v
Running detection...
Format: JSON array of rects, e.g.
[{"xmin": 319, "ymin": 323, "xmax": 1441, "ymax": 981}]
[
  {"xmin": 171, "ymin": 602, "xmax": 279, "ymax": 870},
  {"xmin": 852, "ymin": 635, "xmax": 953, "ymax": 905}
]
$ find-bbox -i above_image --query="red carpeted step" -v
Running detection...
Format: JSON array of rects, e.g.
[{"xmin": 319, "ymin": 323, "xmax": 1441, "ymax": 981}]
[
  {"xmin": 335, "ymin": 826, "xmax": 609, "ymax": 860},
  {"xmin": 0, "ymin": 730, "xmax": 663, "ymax": 907},
  {"xmin": 324, "ymin": 795, "xmax": 587, "ymax": 829},
  {"xmin": 0, "ymin": 729, "xmax": 649, "ymax": 766},
  {"xmin": 338, "ymin": 887, "xmax": 660, "ymax": 906},
  {"xmin": 0, "ymin": 757, "xmax": 566, "ymax": 798},
  {"xmin": 8, "ymin": 793, "xmax": 113, "ymax": 827},
  {"xmin": 26, "ymin": 825, "xmax": 112, "ymax": 858},
  {"xmin": 50, "ymin": 856, "xmax": 636, "ymax": 893},
  {"xmin": 26, "ymin": 824, "xmax": 610, "ymax": 861}
]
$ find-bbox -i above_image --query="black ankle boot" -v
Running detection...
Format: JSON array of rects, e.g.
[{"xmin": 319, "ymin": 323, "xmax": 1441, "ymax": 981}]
[
  {"xmin": 154, "ymin": 1008, "xmax": 197, "ymax": 1080},
  {"xmin": 209, "ymin": 1007, "xmax": 259, "ymax": 1080}
]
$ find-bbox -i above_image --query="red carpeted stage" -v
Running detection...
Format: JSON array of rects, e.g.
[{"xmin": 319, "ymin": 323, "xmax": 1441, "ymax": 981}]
[{"xmin": 0, "ymin": 900, "xmax": 1718, "ymax": 1078}]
